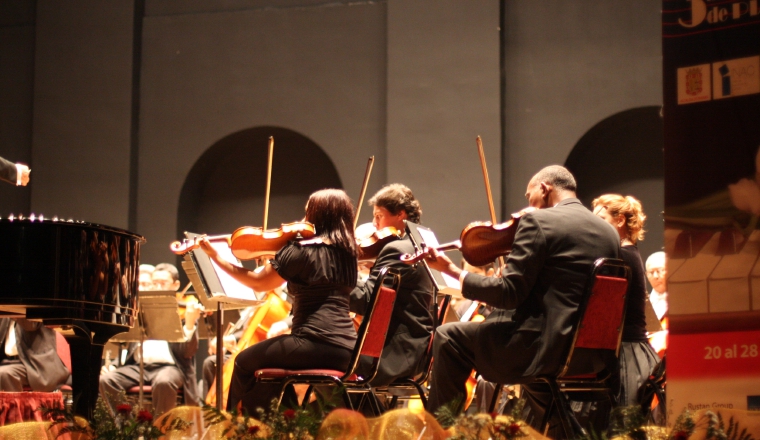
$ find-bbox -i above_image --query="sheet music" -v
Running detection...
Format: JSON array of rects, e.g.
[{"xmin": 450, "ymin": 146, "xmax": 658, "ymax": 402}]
[
  {"xmin": 183, "ymin": 232, "xmax": 264, "ymax": 309},
  {"xmin": 207, "ymin": 240, "xmax": 261, "ymax": 301}
]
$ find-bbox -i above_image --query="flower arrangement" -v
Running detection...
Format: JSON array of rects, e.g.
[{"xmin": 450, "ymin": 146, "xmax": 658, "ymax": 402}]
[
  {"xmin": 436, "ymin": 397, "xmax": 529, "ymax": 440},
  {"xmin": 41, "ymin": 393, "xmax": 191, "ymax": 440},
  {"xmin": 203, "ymin": 398, "xmax": 328, "ymax": 440}
]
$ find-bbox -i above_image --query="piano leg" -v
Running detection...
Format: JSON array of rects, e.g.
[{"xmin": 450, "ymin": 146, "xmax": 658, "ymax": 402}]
[{"xmin": 67, "ymin": 336, "xmax": 105, "ymax": 420}]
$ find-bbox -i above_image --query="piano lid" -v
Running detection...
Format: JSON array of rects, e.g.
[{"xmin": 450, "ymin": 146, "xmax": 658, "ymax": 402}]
[{"xmin": 0, "ymin": 216, "xmax": 145, "ymax": 329}]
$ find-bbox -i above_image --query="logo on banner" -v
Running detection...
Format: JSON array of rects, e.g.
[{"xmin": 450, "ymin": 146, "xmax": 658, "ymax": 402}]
[
  {"xmin": 678, "ymin": 64, "xmax": 712, "ymax": 104},
  {"xmin": 713, "ymin": 55, "xmax": 760, "ymax": 99},
  {"xmin": 686, "ymin": 67, "xmax": 705, "ymax": 95}
]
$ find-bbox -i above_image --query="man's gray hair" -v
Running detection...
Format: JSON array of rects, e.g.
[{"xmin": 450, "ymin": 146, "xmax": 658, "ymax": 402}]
[{"xmin": 533, "ymin": 165, "xmax": 577, "ymax": 192}]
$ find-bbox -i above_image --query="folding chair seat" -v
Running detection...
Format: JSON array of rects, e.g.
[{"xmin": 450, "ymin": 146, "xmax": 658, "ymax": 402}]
[
  {"xmin": 255, "ymin": 267, "xmax": 400, "ymax": 416},
  {"xmin": 531, "ymin": 258, "xmax": 630, "ymax": 438}
]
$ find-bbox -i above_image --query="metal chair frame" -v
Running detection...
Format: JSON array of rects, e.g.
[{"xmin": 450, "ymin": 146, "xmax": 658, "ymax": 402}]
[{"xmin": 254, "ymin": 267, "xmax": 401, "ymax": 416}]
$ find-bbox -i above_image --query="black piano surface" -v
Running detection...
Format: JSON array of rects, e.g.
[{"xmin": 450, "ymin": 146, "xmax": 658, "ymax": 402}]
[{"xmin": 0, "ymin": 216, "xmax": 145, "ymax": 417}]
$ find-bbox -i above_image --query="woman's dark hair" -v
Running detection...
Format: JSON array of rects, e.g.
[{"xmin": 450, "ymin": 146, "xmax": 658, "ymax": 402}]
[
  {"xmin": 368, "ymin": 183, "xmax": 422, "ymax": 224},
  {"xmin": 305, "ymin": 189, "xmax": 358, "ymax": 256}
]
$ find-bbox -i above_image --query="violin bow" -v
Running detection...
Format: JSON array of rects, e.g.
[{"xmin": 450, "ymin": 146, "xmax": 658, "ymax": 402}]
[
  {"xmin": 262, "ymin": 136, "xmax": 275, "ymax": 231},
  {"xmin": 354, "ymin": 156, "xmax": 375, "ymax": 229},
  {"xmin": 476, "ymin": 136, "xmax": 506, "ymax": 268}
]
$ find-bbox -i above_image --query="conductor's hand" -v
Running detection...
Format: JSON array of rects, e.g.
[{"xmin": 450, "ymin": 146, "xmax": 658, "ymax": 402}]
[
  {"xmin": 198, "ymin": 237, "xmax": 218, "ymax": 258},
  {"xmin": 16, "ymin": 164, "xmax": 30, "ymax": 186}
]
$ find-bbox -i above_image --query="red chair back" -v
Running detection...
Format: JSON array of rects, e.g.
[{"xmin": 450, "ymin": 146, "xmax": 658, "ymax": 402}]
[
  {"xmin": 347, "ymin": 267, "xmax": 400, "ymax": 381},
  {"xmin": 559, "ymin": 258, "xmax": 629, "ymax": 378},
  {"xmin": 360, "ymin": 285, "xmax": 397, "ymax": 358},
  {"xmin": 575, "ymin": 275, "xmax": 628, "ymax": 351}
]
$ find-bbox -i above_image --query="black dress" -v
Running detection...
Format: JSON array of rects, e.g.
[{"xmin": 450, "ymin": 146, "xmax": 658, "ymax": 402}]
[
  {"xmin": 616, "ymin": 245, "xmax": 659, "ymax": 406},
  {"xmin": 226, "ymin": 240, "xmax": 357, "ymax": 415}
]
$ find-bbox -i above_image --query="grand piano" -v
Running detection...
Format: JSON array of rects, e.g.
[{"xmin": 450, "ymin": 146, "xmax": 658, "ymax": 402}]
[{"xmin": 0, "ymin": 216, "xmax": 144, "ymax": 418}]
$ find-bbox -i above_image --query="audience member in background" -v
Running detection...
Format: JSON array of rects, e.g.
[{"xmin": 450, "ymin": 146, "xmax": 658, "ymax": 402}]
[
  {"xmin": 100, "ymin": 263, "xmax": 202, "ymax": 414},
  {"xmin": 645, "ymin": 251, "xmax": 668, "ymax": 357}
]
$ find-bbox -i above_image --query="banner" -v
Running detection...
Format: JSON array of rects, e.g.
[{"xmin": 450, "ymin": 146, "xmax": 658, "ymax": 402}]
[{"xmin": 663, "ymin": 0, "xmax": 760, "ymax": 425}]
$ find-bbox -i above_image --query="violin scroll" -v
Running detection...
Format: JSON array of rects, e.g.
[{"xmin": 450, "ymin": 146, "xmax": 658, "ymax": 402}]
[{"xmin": 170, "ymin": 234, "xmax": 230, "ymax": 255}]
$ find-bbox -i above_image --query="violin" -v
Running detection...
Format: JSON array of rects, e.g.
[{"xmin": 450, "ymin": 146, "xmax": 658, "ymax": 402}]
[
  {"xmin": 169, "ymin": 221, "xmax": 316, "ymax": 260},
  {"xmin": 400, "ymin": 207, "xmax": 536, "ymax": 267},
  {"xmin": 356, "ymin": 223, "xmax": 403, "ymax": 261}
]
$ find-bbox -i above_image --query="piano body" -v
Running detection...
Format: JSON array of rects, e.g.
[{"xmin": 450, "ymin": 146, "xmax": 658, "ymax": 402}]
[{"xmin": 0, "ymin": 216, "xmax": 144, "ymax": 418}]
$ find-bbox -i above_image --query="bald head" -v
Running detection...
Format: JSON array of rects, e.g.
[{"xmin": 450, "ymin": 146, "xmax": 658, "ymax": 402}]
[{"xmin": 525, "ymin": 165, "xmax": 577, "ymax": 208}]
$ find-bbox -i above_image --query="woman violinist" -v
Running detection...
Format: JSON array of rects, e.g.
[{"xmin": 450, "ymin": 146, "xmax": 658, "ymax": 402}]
[
  {"xmin": 198, "ymin": 188, "xmax": 358, "ymax": 415},
  {"xmin": 591, "ymin": 194, "xmax": 659, "ymax": 406}
]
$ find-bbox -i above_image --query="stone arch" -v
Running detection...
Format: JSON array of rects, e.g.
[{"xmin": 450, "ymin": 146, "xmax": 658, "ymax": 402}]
[
  {"xmin": 176, "ymin": 126, "xmax": 343, "ymax": 260},
  {"xmin": 565, "ymin": 106, "xmax": 664, "ymax": 259}
]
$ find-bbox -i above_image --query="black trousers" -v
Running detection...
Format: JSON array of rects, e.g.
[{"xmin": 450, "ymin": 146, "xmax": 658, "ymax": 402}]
[
  {"xmin": 427, "ymin": 320, "xmax": 558, "ymax": 433},
  {"xmin": 99, "ymin": 363, "xmax": 184, "ymax": 415},
  {"xmin": 227, "ymin": 334, "xmax": 351, "ymax": 417}
]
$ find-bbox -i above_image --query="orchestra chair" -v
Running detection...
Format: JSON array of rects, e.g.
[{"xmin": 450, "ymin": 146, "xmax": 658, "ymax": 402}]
[
  {"xmin": 125, "ymin": 384, "xmax": 184, "ymax": 411},
  {"xmin": 531, "ymin": 257, "xmax": 629, "ymax": 438},
  {"xmin": 375, "ymin": 294, "xmax": 451, "ymax": 411},
  {"xmin": 255, "ymin": 267, "xmax": 400, "ymax": 416}
]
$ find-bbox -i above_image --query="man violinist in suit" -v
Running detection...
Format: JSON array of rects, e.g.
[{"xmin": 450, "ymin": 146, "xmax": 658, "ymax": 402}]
[
  {"xmin": 419, "ymin": 166, "xmax": 620, "ymax": 435},
  {"xmin": 350, "ymin": 184, "xmax": 434, "ymax": 388}
]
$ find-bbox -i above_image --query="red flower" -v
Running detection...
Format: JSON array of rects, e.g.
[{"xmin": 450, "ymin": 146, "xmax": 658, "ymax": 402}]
[
  {"xmin": 282, "ymin": 409, "xmax": 296, "ymax": 421},
  {"xmin": 116, "ymin": 403, "xmax": 132, "ymax": 414},
  {"xmin": 672, "ymin": 431, "xmax": 689, "ymax": 440},
  {"xmin": 136, "ymin": 410, "xmax": 153, "ymax": 423},
  {"xmin": 490, "ymin": 412, "xmax": 498, "ymax": 420},
  {"xmin": 508, "ymin": 423, "xmax": 521, "ymax": 436},
  {"xmin": 248, "ymin": 425, "xmax": 261, "ymax": 434}
]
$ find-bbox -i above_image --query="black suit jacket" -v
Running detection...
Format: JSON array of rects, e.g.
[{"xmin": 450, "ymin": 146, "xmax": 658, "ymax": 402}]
[
  {"xmin": 0, "ymin": 156, "xmax": 18, "ymax": 185},
  {"xmin": 462, "ymin": 198, "xmax": 620, "ymax": 382},
  {"xmin": 125, "ymin": 328, "xmax": 200, "ymax": 406},
  {"xmin": 0, "ymin": 318, "xmax": 70, "ymax": 391},
  {"xmin": 350, "ymin": 235, "xmax": 434, "ymax": 386}
]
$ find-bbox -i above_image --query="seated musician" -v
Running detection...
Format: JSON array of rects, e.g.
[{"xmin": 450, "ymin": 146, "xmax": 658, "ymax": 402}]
[
  {"xmin": 350, "ymin": 184, "xmax": 434, "ymax": 388},
  {"xmin": 0, "ymin": 318, "xmax": 69, "ymax": 392},
  {"xmin": 198, "ymin": 189, "xmax": 358, "ymax": 416},
  {"xmin": 419, "ymin": 166, "xmax": 620, "ymax": 436},
  {"xmin": 99, "ymin": 263, "xmax": 203, "ymax": 414},
  {"xmin": 645, "ymin": 251, "xmax": 667, "ymax": 357},
  {"xmin": 592, "ymin": 194, "xmax": 659, "ymax": 407}
]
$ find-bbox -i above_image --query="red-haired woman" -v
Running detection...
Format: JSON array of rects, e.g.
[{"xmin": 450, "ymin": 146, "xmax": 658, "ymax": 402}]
[{"xmin": 592, "ymin": 194, "xmax": 659, "ymax": 406}]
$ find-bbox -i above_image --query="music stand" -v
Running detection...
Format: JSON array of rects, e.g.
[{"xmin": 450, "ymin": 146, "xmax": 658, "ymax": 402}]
[
  {"xmin": 180, "ymin": 233, "xmax": 266, "ymax": 410},
  {"xmin": 110, "ymin": 290, "xmax": 188, "ymax": 408},
  {"xmin": 404, "ymin": 220, "xmax": 463, "ymax": 298}
]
